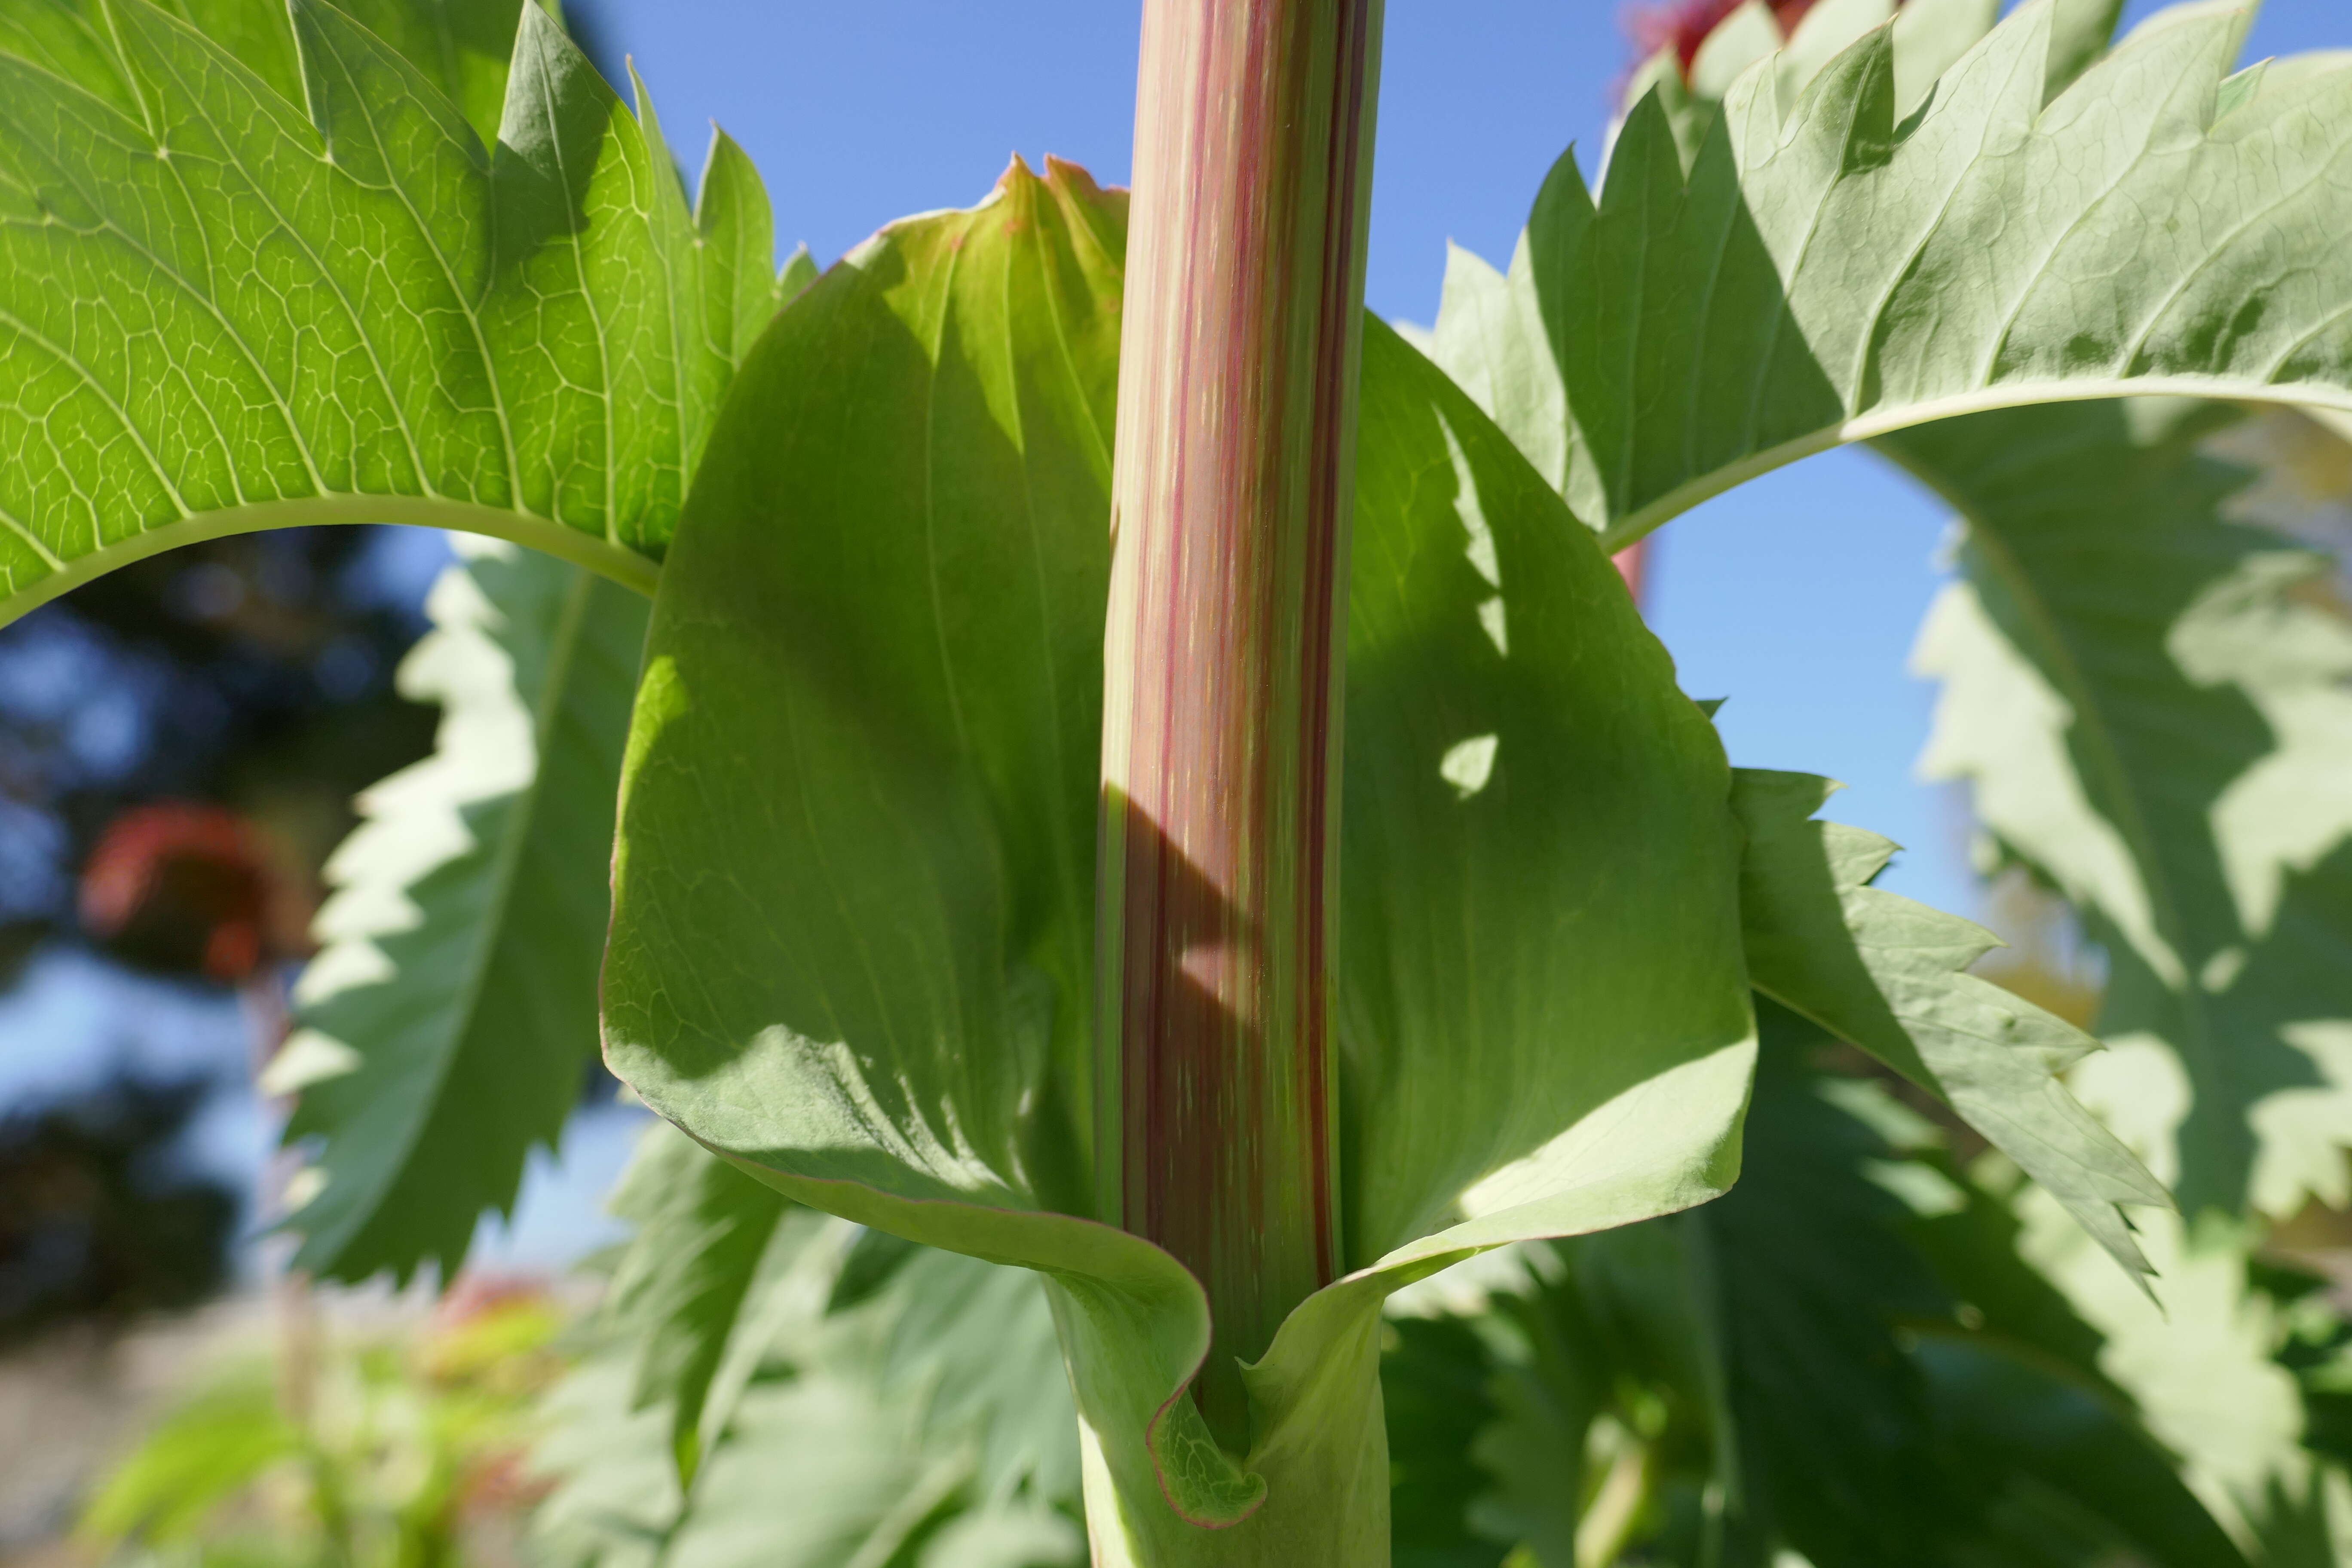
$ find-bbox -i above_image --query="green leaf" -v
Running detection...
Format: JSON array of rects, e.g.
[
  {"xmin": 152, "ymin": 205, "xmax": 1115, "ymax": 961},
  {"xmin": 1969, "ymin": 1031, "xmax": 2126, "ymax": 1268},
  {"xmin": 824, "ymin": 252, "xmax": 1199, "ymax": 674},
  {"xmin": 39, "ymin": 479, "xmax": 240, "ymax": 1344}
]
[
  {"xmin": 1430, "ymin": 0, "xmax": 2352, "ymax": 552},
  {"xmin": 598, "ymin": 158, "xmax": 1270, "ymax": 1543},
  {"xmin": 0, "ymin": 0, "xmax": 783, "ymax": 622},
  {"xmin": 1380, "ymin": 1315, "xmax": 1510, "ymax": 1568},
  {"xmin": 599, "ymin": 1118, "xmax": 800, "ymax": 1488},
  {"xmin": 0, "ymin": 0, "xmax": 535, "ymax": 200},
  {"xmin": 603, "ymin": 155, "xmax": 1127, "ymax": 1231},
  {"xmin": 327, "ymin": 0, "xmax": 531, "ymax": 144},
  {"xmin": 1340, "ymin": 318, "xmax": 1756, "ymax": 1266},
  {"xmin": 1410, "ymin": 1020, "xmax": 2244, "ymax": 1568},
  {"xmin": 1727, "ymin": 765, "xmax": 2169, "ymax": 1281},
  {"xmin": 272, "ymin": 537, "xmax": 647, "ymax": 1283},
  {"xmin": 1911, "ymin": 1334, "xmax": 2252, "ymax": 1568},
  {"xmin": 1892, "ymin": 396, "xmax": 2352, "ymax": 1559},
  {"xmin": 1696, "ymin": 1036, "xmax": 2240, "ymax": 1568},
  {"xmin": 533, "ymin": 1134, "xmax": 1083, "ymax": 1568},
  {"xmin": 602, "ymin": 152, "xmax": 1760, "ymax": 1555},
  {"xmin": 78, "ymin": 1363, "xmax": 302, "ymax": 1547},
  {"xmin": 1991, "ymin": 1165, "xmax": 2343, "ymax": 1563},
  {"xmin": 0, "ymin": 0, "xmax": 148, "ymax": 115},
  {"xmin": 1893, "ymin": 399, "xmax": 2352, "ymax": 1223}
]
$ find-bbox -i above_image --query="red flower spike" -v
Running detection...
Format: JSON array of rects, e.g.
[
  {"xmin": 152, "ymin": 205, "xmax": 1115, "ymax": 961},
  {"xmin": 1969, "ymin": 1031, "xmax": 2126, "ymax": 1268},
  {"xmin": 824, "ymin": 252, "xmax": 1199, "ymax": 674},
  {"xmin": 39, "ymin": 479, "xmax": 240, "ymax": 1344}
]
[{"xmin": 1624, "ymin": 0, "xmax": 1827, "ymax": 70}]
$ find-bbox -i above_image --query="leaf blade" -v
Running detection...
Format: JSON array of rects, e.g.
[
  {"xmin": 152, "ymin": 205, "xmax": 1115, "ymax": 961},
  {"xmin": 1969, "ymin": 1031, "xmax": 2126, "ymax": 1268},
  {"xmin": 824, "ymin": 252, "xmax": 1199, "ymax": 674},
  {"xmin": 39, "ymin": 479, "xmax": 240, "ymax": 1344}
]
[
  {"xmin": 1728, "ymin": 764, "xmax": 2169, "ymax": 1282},
  {"xmin": 0, "ymin": 0, "xmax": 769, "ymax": 621},
  {"xmin": 277, "ymin": 537, "xmax": 647, "ymax": 1283},
  {"xmin": 1894, "ymin": 399, "xmax": 2352, "ymax": 1222},
  {"xmin": 1433, "ymin": 0, "xmax": 2352, "ymax": 549}
]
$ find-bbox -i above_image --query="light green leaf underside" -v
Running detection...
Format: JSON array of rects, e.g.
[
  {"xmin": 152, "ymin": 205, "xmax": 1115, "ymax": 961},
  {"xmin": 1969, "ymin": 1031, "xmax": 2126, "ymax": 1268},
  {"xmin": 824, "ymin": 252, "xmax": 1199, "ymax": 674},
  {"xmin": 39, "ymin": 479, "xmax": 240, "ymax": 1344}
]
[
  {"xmin": 273, "ymin": 536, "xmax": 646, "ymax": 1284},
  {"xmin": 1894, "ymin": 398, "xmax": 2352, "ymax": 1222},
  {"xmin": 0, "ymin": 0, "xmax": 784, "ymax": 624},
  {"xmin": 535, "ymin": 1123, "xmax": 1084, "ymax": 1568},
  {"xmin": 1431, "ymin": 0, "xmax": 2352, "ymax": 551},
  {"xmin": 604, "ymin": 157, "xmax": 1128, "ymax": 1228},
  {"xmin": 1728, "ymin": 766, "xmax": 2168, "ymax": 1283},
  {"xmin": 601, "ymin": 162, "xmax": 1757, "ymax": 1553},
  {"xmin": 1341, "ymin": 320, "xmax": 1756, "ymax": 1266}
]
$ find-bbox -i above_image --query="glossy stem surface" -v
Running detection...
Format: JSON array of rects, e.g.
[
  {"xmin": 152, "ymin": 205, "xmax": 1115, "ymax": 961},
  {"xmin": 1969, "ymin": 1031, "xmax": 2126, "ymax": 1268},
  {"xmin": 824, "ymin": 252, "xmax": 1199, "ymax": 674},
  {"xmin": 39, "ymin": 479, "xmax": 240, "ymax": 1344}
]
[{"xmin": 1097, "ymin": 0, "xmax": 1383, "ymax": 1448}]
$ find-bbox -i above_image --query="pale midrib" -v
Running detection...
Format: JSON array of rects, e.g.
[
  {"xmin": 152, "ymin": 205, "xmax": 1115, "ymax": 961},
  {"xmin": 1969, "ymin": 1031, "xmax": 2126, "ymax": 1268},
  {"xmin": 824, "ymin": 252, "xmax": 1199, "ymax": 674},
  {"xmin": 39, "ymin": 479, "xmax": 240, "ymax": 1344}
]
[
  {"xmin": 6, "ymin": 20, "xmax": 707, "ymax": 582},
  {"xmin": 1596, "ymin": 377, "xmax": 2352, "ymax": 551},
  {"xmin": 0, "ymin": 495, "xmax": 656, "ymax": 628}
]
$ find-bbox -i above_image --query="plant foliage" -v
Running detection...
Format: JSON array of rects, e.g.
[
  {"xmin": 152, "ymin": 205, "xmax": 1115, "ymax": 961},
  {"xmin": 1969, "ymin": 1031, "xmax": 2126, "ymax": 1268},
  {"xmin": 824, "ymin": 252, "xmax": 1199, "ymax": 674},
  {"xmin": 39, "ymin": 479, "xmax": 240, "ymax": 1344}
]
[
  {"xmin": 14, "ymin": 0, "xmax": 2352, "ymax": 1559},
  {"xmin": 0, "ymin": 0, "xmax": 790, "ymax": 616}
]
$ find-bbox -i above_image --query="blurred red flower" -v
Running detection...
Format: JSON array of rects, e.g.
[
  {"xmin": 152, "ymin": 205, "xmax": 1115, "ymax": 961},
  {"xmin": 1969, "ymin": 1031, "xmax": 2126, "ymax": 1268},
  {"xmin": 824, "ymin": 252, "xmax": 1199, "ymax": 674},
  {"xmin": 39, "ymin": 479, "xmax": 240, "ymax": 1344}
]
[
  {"xmin": 79, "ymin": 802, "xmax": 280, "ymax": 982},
  {"xmin": 1626, "ymin": 0, "xmax": 1826, "ymax": 70}
]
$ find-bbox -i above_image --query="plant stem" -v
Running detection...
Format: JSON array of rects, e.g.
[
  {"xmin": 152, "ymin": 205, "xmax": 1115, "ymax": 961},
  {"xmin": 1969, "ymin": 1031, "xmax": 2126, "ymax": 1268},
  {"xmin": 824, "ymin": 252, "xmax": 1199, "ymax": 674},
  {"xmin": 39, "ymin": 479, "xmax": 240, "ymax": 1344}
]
[{"xmin": 1097, "ymin": 0, "xmax": 1384, "ymax": 1449}]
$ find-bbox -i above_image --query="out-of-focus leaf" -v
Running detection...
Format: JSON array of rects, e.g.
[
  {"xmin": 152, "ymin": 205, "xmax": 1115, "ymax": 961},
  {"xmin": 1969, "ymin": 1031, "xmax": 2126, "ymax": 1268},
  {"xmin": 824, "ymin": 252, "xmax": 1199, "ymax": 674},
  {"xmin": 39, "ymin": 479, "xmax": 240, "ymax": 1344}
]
[
  {"xmin": 1897, "ymin": 398, "xmax": 2352, "ymax": 1225},
  {"xmin": 599, "ymin": 1120, "xmax": 804, "ymax": 1488},
  {"xmin": 0, "ymin": 0, "xmax": 785, "ymax": 622},
  {"xmin": 274, "ymin": 539, "xmax": 646, "ymax": 1283},
  {"xmin": 532, "ymin": 1139, "xmax": 1082, "ymax": 1568},
  {"xmin": 877, "ymin": 1244, "xmax": 1080, "ymax": 1505},
  {"xmin": 1384, "ymin": 1015, "xmax": 2245, "ymax": 1568},
  {"xmin": 77, "ymin": 1365, "xmax": 301, "ymax": 1547},
  {"xmin": 1381, "ymin": 1316, "xmax": 1510, "ymax": 1568},
  {"xmin": 1999, "ymin": 1073, "xmax": 2352, "ymax": 1560}
]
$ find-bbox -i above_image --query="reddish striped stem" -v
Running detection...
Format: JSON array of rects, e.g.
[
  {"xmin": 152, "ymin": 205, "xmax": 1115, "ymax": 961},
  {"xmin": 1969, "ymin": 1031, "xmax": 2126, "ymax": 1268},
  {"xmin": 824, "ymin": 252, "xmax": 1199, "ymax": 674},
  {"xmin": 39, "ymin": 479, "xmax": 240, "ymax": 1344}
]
[{"xmin": 1098, "ymin": 0, "xmax": 1384, "ymax": 1449}]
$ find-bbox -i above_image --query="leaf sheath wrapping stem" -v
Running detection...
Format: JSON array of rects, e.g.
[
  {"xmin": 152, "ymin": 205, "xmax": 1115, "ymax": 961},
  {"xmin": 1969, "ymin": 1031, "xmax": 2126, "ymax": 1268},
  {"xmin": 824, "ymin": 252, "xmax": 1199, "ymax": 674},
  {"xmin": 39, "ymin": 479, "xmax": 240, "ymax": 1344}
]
[{"xmin": 1097, "ymin": 0, "xmax": 1385, "ymax": 1445}]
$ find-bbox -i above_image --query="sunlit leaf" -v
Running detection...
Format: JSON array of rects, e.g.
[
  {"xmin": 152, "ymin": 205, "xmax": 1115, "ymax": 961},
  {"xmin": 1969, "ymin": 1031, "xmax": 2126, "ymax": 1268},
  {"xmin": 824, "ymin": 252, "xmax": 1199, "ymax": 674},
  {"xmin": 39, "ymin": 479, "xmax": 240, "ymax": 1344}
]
[
  {"xmin": 1431, "ymin": 0, "xmax": 2352, "ymax": 551},
  {"xmin": 1729, "ymin": 766, "xmax": 2168, "ymax": 1280},
  {"xmin": 0, "ymin": 0, "xmax": 787, "ymax": 621},
  {"xmin": 1897, "ymin": 399, "xmax": 2352, "ymax": 1223}
]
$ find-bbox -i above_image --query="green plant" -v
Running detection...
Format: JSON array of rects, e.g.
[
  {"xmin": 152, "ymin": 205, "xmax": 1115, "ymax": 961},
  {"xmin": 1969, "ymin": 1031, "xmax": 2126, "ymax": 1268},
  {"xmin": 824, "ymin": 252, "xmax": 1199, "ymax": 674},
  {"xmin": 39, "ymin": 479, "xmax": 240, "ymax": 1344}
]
[
  {"xmin": 79, "ymin": 1285, "xmax": 566, "ymax": 1568},
  {"xmin": 12, "ymin": 0, "xmax": 2352, "ymax": 1561}
]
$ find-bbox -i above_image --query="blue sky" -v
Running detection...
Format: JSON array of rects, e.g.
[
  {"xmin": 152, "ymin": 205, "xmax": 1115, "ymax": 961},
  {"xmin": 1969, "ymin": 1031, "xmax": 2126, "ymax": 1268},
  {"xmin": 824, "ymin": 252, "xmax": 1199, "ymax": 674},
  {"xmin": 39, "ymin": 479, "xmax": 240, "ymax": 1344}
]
[{"xmin": 583, "ymin": 0, "xmax": 2343, "ymax": 926}]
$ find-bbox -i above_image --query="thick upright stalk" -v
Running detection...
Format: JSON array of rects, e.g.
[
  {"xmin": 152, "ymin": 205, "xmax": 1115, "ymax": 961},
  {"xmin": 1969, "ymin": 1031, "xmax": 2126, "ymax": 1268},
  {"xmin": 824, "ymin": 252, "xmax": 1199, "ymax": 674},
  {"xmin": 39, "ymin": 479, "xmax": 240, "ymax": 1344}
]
[{"xmin": 1097, "ymin": 0, "xmax": 1383, "ymax": 1448}]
